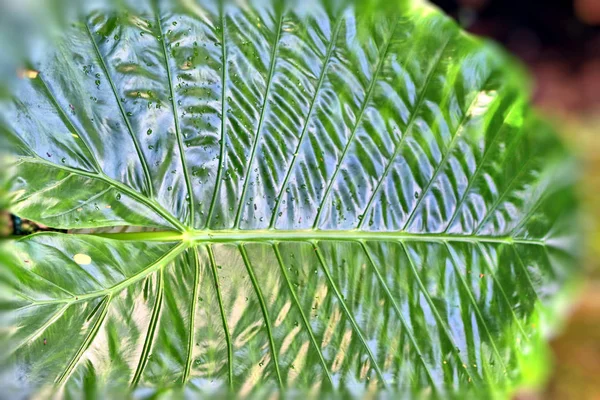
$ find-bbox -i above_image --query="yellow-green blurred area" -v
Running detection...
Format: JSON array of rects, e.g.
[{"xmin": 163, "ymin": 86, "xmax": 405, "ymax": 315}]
[
  {"xmin": 434, "ymin": 0, "xmax": 600, "ymax": 398},
  {"xmin": 543, "ymin": 116, "xmax": 600, "ymax": 400}
]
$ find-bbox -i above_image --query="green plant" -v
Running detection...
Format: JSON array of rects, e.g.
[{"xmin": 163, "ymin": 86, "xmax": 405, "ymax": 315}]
[{"xmin": 0, "ymin": 0, "xmax": 579, "ymax": 398}]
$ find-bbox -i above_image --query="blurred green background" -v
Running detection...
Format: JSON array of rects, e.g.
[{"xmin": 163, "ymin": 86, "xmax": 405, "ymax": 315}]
[{"xmin": 432, "ymin": 0, "xmax": 600, "ymax": 398}]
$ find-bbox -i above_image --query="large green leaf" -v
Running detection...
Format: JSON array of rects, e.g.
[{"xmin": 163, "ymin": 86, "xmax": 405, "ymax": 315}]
[{"xmin": 0, "ymin": 0, "xmax": 579, "ymax": 398}]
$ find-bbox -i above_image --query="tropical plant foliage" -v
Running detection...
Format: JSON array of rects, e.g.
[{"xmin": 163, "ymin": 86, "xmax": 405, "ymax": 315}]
[{"xmin": 0, "ymin": 0, "xmax": 579, "ymax": 398}]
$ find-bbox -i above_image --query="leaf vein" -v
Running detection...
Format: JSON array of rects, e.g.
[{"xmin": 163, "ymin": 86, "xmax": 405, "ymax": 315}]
[
  {"xmin": 239, "ymin": 244, "xmax": 284, "ymax": 388},
  {"xmin": 15, "ymin": 173, "xmax": 76, "ymax": 203},
  {"xmin": 313, "ymin": 242, "xmax": 388, "ymax": 388},
  {"xmin": 234, "ymin": 13, "xmax": 285, "ymax": 228},
  {"xmin": 131, "ymin": 269, "xmax": 165, "ymax": 387},
  {"xmin": 399, "ymin": 242, "xmax": 473, "ymax": 380},
  {"xmin": 35, "ymin": 75, "xmax": 102, "ymax": 172},
  {"xmin": 207, "ymin": 244, "xmax": 234, "ymax": 390},
  {"xmin": 44, "ymin": 187, "xmax": 112, "ymax": 219},
  {"xmin": 155, "ymin": 10, "xmax": 195, "ymax": 227},
  {"xmin": 357, "ymin": 37, "xmax": 452, "ymax": 229},
  {"xmin": 313, "ymin": 19, "xmax": 399, "ymax": 228},
  {"xmin": 84, "ymin": 23, "xmax": 154, "ymax": 199},
  {"xmin": 206, "ymin": 6, "xmax": 229, "ymax": 227},
  {"xmin": 473, "ymin": 136, "xmax": 534, "ymax": 235},
  {"xmin": 55, "ymin": 295, "xmax": 111, "ymax": 386},
  {"xmin": 272, "ymin": 242, "xmax": 334, "ymax": 388},
  {"xmin": 512, "ymin": 244, "xmax": 542, "ymax": 304},
  {"xmin": 22, "ymin": 242, "xmax": 185, "ymax": 306},
  {"xmin": 16, "ymin": 157, "xmax": 185, "ymax": 231},
  {"xmin": 359, "ymin": 241, "xmax": 440, "ymax": 391},
  {"xmin": 443, "ymin": 242, "xmax": 508, "ymax": 371},
  {"xmin": 8, "ymin": 302, "xmax": 71, "ymax": 357},
  {"xmin": 443, "ymin": 100, "xmax": 522, "ymax": 233},
  {"xmin": 269, "ymin": 18, "xmax": 344, "ymax": 228},
  {"xmin": 182, "ymin": 248, "xmax": 200, "ymax": 383},
  {"xmin": 402, "ymin": 71, "xmax": 496, "ymax": 231},
  {"xmin": 476, "ymin": 243, "xmax": 529, "ymax": 338}
]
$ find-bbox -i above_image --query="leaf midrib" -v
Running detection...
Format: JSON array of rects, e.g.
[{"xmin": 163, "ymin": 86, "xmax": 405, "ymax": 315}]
[
  {"xmin": 91, "ymin": 228, "xmax": 546, "ymax": 245},
  {"xmin": 19, "ymin": 229, "xmax": 545, "ymax": 309}
]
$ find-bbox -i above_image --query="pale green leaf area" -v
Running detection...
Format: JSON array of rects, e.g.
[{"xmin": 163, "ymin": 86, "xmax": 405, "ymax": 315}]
[{"xmin": 0, "ymin": 0, "xmax": 580, "ymax": 398}]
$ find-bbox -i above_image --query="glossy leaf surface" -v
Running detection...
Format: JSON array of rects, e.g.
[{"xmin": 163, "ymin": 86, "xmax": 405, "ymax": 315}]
[{"xmin": 0, "ymin": 0, "xmax": 578, "ymax": 398}]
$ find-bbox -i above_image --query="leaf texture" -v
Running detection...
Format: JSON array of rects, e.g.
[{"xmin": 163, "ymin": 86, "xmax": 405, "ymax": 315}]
[{"xmin": 0, "ymin": 0, "xmax": 579, "ymax": 398}]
